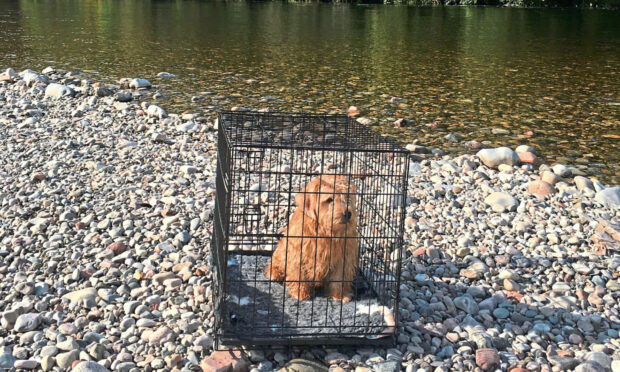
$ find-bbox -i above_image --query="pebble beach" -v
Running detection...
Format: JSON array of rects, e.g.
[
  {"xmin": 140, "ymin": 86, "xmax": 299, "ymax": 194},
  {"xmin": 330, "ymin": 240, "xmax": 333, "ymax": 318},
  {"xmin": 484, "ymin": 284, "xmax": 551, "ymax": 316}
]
[{"xmin": 0, "ymin": 67, "xmax": 619, "ymax": 372}]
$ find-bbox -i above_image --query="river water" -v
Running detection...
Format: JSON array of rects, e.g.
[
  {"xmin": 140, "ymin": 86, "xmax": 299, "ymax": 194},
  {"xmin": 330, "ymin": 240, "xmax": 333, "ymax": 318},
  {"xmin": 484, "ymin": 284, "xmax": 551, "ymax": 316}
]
[{"xmin": 1, "ymin": 1, "xmax": 618, "ymax": 183}]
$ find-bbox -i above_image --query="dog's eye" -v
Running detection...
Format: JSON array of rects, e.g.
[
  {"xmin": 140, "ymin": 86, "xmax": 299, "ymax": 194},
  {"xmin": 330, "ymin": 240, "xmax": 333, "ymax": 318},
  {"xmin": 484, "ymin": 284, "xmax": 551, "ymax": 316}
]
[{"xmin": 325, "ymin": 197, "xmax": 333, "ymax": 204}]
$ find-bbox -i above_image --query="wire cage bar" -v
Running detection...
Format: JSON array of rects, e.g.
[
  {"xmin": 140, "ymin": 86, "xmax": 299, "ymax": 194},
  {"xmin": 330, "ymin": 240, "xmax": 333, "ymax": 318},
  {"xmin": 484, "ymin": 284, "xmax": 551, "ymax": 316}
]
[{"xmin": 211, "ymin": 111, "xmax": 409, "ymax": 348}]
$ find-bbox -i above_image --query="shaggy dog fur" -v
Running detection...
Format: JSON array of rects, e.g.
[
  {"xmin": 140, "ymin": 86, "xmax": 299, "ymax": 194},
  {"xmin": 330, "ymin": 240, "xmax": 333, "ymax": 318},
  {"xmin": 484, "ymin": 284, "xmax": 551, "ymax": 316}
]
[{"xmin": 265, "ymin": 175, "xmax": 359, "ymax": 302}]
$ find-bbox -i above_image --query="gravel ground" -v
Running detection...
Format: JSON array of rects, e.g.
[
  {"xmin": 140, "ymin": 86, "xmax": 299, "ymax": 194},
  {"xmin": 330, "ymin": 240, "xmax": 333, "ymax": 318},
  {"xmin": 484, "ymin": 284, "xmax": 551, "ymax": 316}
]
[{"xmin": 0, "ymin": 67, "xmax": 618, "ymax": 372}]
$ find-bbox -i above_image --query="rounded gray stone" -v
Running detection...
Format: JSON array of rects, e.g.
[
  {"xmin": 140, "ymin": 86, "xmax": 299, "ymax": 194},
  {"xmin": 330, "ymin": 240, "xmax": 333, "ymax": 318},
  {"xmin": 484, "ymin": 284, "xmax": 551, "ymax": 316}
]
[
  {"xmin": 493, "ymin": 308, "xmax": 510, "ymax": 319},
  {"xmin": 14, "ymin": 313, "xmax": 41, "ymax": 332},
  {"xmin": 72, "ymin": 361, "xmax": 110, "ymax": 372},
  {"xmin": 484, "ymin": 192, "xmax": 518, "ymax": 213},
  {"xmin": 476, "ymin": 147, "xmax": 520, "ymax": 168},
  {"xmin": 595, "ymin": 187, "xmax": 620, "ymax": 208}
]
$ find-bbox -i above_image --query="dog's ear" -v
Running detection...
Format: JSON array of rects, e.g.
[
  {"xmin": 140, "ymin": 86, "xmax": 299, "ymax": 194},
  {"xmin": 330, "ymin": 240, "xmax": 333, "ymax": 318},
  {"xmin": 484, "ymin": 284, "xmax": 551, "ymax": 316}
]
[{"xmin": 295, "ymin": 180, "xmax": 318, "ymax": 222}]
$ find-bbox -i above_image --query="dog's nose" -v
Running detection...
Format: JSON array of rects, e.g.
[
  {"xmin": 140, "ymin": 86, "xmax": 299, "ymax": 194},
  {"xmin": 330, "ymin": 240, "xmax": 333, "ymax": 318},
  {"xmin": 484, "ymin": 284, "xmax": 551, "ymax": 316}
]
[{"xmin": 342, "ymin": 210, "xmax": 352, "ymax": 221}]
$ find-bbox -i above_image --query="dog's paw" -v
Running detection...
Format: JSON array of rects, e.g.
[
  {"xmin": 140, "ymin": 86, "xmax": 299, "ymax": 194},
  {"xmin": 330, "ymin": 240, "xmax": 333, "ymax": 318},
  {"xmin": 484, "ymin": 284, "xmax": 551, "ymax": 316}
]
[
  {"xmin": 291, "ymin": 292, "xmax": 311, "ymax": 301},
  {"xmin": 288, "ymin": 284, "xmax": 312, "ymax": 301},
  {"xmin": 330, "ymin": 295, "xmax": 352, "ymax": 303}
]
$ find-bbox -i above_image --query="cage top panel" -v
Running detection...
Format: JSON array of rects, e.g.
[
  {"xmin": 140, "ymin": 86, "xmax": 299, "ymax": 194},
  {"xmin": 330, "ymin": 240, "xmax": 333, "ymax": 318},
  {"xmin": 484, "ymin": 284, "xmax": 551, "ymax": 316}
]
[{"xmin": 219, "ymin": 111, "xmax": 410, "ymax": 153}]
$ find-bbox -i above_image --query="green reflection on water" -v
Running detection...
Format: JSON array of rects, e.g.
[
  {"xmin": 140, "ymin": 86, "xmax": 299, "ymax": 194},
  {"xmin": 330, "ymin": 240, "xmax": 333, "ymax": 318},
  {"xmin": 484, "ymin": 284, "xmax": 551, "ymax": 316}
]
[{"xmin": 1, "ymin": 1, "xmax": 619, "ymax": 183}]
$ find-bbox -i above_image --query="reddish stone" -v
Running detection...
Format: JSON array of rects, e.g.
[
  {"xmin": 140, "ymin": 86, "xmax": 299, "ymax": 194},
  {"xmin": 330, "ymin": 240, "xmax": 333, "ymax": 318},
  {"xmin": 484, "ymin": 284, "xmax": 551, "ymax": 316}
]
[
  {"xmin": 524, "ymin": 130, "xmax": 534, "ymax": 137},
  {"xmin": 556, "ymin": 349, "xmax": 574, "ymax": 357},
  {"xmin": 75, "ymin": 222, "xmax": 86, "ymax": 230},
  {"xmin": 346, "ymin": 106, "xmax": 360, "ymax": 117},
  {"xmin": 72, "ymin": 360, "xmax": 83, "ymax": 369},
  {"xmin": 476, "ymin": 348, "xmax": 500, "ymax": 371},
  {"xmin": 200, "ymin": 350, "xmax": 249, "ymax": 372},
  {"xmin": 518, "ymin": 151, "xmax": 537, "ymax": 164},
  {"xmin": 87, "ymin": 309, "xmax": 102, "ymax": 320},
  {"xmin": 495, "ymin": 255, "xmax": 510, "ymax": 266},
  {"xmin": 506, "ymin": 291, "xmax": 524, "ymax": 302},
  {"xmin": 107, "ymin": 241, "xmax": 127, "ymax": 256},
  {"xmin": 576, "ymin": 289, "xmax": 586, "ymax": 301},
  {"xmin": 32, "ymin": 172, "xmax": 46, "ymax": 182},
  {"xmin": 528, "ymin": 180, "xmax": 556, "ymax": 196},
  {"xmin": 411, "ymin": 247, "xmax": 426, "ymax": 257},
  {"xmin": 80, "ymin": 269, "xmax": 93, "ymax": 279}
]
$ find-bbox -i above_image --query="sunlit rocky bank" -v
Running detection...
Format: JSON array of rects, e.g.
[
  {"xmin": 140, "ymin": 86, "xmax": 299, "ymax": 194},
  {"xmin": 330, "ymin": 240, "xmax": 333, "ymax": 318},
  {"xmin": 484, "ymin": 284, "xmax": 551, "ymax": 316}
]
[{"xmin": 0, "ymin": 68, "xmax": 619, "ymax": 372}]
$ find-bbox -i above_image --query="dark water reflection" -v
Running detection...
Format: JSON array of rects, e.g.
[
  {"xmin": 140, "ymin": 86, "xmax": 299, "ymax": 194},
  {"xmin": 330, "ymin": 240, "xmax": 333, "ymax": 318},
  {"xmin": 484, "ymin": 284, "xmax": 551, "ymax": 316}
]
[{"xmin": 1, "ymin": 1, "xmax": 618, "ymax": 183}]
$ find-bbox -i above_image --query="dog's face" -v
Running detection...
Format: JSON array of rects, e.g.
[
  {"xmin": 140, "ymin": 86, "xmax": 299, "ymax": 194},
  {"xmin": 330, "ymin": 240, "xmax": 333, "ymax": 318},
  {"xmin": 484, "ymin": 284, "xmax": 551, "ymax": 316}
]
[{"xmin": 295, "ymin": 175, "xmax": 357, "ymax": 233}]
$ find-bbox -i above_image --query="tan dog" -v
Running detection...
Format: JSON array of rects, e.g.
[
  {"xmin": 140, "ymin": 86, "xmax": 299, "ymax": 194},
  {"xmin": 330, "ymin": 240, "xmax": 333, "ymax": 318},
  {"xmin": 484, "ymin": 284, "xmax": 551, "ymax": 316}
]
[{"xmin": 265, "ymin": 175, "xmax": 359, "ymax": 302}]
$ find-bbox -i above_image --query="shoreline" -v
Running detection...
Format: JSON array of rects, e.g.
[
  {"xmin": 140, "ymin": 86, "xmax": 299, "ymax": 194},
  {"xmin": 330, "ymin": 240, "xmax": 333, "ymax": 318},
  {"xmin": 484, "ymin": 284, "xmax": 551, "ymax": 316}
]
[
  {"xmin": 0, "ymin": 67, "xmax": 619, "ymax": 372},
  {"xmin": 3, "ymin": 63, "xmax": 618, "ymax": 187},
  {"xmin": 346, "ymin": 2, "xmax": 619, "ymax": 9}
]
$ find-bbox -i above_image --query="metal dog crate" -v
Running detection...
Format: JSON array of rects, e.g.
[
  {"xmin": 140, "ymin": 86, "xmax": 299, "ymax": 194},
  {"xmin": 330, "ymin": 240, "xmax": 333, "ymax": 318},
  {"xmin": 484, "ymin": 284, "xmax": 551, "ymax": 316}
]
[{"xmin": 212, "ymin": 111, "xmax": 409, "ymax": 348}]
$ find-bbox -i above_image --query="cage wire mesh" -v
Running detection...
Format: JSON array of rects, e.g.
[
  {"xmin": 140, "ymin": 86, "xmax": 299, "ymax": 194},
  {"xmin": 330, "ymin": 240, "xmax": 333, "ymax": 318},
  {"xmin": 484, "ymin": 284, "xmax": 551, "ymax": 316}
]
[{"xmin": 212, "ymin": 111, "xmax": 409, "ymax": 347}]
